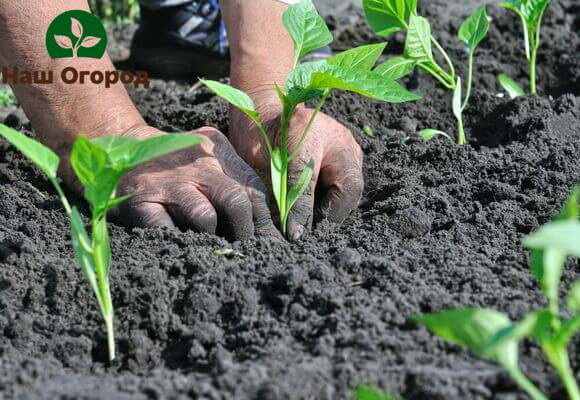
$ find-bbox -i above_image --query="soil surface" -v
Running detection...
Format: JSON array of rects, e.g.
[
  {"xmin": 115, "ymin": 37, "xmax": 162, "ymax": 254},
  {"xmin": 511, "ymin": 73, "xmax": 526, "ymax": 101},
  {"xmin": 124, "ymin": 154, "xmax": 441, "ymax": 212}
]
[{"xmin": 1, "ymin": 1, "xmax": 579, "ymax": 399}]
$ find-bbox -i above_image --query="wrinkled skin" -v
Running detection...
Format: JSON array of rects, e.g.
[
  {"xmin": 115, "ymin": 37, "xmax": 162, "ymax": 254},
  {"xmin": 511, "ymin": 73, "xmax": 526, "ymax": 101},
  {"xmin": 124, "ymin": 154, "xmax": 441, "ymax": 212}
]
[
  {"xmin": 110, "ymin": 126, "xmax": 281, "ymax": 241},
  {"xmin": 229, "ymin": 100, "xmax": 364, "ymax": 241}
]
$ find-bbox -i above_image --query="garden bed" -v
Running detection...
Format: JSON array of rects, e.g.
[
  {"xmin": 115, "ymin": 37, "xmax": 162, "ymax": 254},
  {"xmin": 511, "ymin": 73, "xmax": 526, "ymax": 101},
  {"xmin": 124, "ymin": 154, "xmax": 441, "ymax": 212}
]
[{"xmin": 0, "ymin": 1, "xmax": 578, "ymax": 399}]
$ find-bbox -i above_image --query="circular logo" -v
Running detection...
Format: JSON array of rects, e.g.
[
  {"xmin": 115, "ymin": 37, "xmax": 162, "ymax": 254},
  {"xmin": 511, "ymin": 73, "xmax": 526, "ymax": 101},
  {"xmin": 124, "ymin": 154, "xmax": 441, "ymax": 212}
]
[{"xmin": 46, "ymin": 10, "xmax": 107, "ymax": 59}]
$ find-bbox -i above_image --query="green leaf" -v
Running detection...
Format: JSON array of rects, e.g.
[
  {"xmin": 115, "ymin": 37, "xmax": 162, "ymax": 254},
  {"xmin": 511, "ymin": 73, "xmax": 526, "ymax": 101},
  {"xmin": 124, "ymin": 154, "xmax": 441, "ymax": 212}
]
[
  {"xmin": 363, "ymin": 0, "xmax": 417, "ymax": 37},
  {"xmin": 310, "ymin": 66, "xmax": 421, "ymax": 103},
  {"xmin": 498, "ymin": 74, "xmax": 525, "ymax": 99},
  {"xmin": 0, "ymin": 124, "xmax": 60, "ymax": 178},
  {"xmin": 554, "ymin": 314, "xmax": 580, "ymax": 347},
  {"xmin": 283, "ymin": 0, "xmax": 333, "ymax": 62},
  {"xmin": 523, "ymin": 220, "xmax": 580, "ymax": 257},
  {"xmin": 71, "ymin": 136, "xmax": 123, "ymax": 214},
  {"xmin": 201, "ymin": 80, "xmax": 261, "ymax": 125},
  {"xmin": 93, "ymin": 217, "xmax": 111, "ymax": 276},
  {"xmin": 374, "ymin": 57, "xmax": 416, "ymax": 80},
  {"xmin": 354, "ymin": 385, "xmax": 396, "ymax": 400},
  {"xmin": 404, "ymin": 15, "xmax": 433, "ymax": 62},
  {"xmin": 458, "ymin": 7, "xmax": 490, "ymax": 53},
  {"xmin": 91, "ymin": 136, "xmax": 138, "ymax": 167},
  {"xmin": 502, "ymin": 0, "xmax": 551, "ymax": 38},
  {"xmin": 285, "ymin": 160, "xmax": 314, "ymax": 222},
  {"xmin": 328, "ymin": 43, "xmax": 387, "ymax": 72},
  {"xmin": 452, "ymin": 77, "xmax": 463, "ymax": 121},
  {"xmin": 125, "ymin": 134, "xmax": 203, "ymax": 168},
  {"xmin": 93, "ymin": 134, "xmax": 203, "ymax": 169},
  {"xmin": 529, "ymin": 248, "xmax": 567, "ymax": 305},
  {"xmin": 419, "ymin": 129, "xmax": 453, "ymax": 142},
  {"xmin": 416, "ymin": 308, "xmax": 519, "ymax": 370},
  {"xmin": 568, "ymin": 281, "xmax": 580, "ymax": 312},
  {"xmin": 69, "ymin": 207, "xmax": 101, "ymax": 303},
  {"xmin": 486, "ymin": 310, "xmax": 552, "ymax": 351},
  {"xmin": 271, "ymin": 149, "xmax": 283, "ymax": 211},
  {"xmin": 285, "ymin": 60, "xmax": 328, "ymax": 105},
  {"xmin": 71, "ymin": 136, "xmax": 108, "ymax": 188}
]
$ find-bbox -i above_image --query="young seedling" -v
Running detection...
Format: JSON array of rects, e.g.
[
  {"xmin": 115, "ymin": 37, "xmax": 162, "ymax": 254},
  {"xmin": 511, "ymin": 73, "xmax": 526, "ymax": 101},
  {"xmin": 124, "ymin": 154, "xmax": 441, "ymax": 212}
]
[
  {"xmin": 499, "ymin": 0, "xmax": 551, "ymax": 96},
  {"xmin": 363, "ymin": 1, "xmax": 490, "ymax": 144},
  {"xmin": 201, "ymin": 0, "xmax": 419, "ymax": 234},
  {"xmin": 354, "ymin": 385, "xmax": 403, "ymax": 400},
  {"xmin": 416, "ymin": 187, "xmax": 580, "ymax": 400},
  {"xmin": 0, "ymin": 123, "xmax": 201, "ymax": 361}
]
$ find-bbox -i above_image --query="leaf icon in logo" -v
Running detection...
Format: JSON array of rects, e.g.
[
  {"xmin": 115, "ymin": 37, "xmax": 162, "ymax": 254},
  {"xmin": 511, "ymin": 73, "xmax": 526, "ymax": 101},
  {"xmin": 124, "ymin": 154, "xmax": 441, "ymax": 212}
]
[
  {"xmin": 80, "ymin": 36, "xmax": 102, "ymax": 48},
  {"xmin": 71, "ymin": 17, "xmax": 83, "ymax": 39},
  {"xmin": 54, "ymin": 35, "xmax": 74, "ymax": 49}
]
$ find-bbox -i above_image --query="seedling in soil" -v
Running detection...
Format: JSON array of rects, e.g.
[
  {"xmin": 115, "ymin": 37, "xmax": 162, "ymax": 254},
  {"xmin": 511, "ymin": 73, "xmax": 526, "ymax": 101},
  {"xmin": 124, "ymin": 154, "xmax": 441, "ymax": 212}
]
[
  {"xmin": 202, "ymin": 0, "xmax": 419, "ymax": 234},
  {"xmin": 0, "ymin": 123, "xmax": 201, "ymax": 361},
  {"xmin": 354, "ymin": 385, "xmax": 403, "ymax": 399},
  {"xmin": 363, "ymin": 1, "xmax": 490, "ymax": 144},
  {"xmin": 416, "ymin": 187, "xmax": 580, "ymax": 400},
  {"xmin": 0, "ymin": 87, "xmax": 16, "ymax": 107},
  {"xmin": 499, "ymin": 0, "xmax": 551, "ymax": 96}
]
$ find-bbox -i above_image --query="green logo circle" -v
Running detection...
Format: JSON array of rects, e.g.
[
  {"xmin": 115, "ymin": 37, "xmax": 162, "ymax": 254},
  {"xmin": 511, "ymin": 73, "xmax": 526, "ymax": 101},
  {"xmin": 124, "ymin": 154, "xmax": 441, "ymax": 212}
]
[{"xmin": 46, "ymin": 10, "xmax": 107, "ymax": 59}]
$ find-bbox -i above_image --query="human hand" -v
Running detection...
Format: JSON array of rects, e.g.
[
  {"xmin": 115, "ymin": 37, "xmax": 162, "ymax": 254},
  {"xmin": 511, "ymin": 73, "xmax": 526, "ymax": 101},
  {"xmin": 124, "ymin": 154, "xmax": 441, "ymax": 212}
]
[
  {"xmin": 62, "ymin": 125, "xmax": 280, "ymax": 241},
  {"xmin": 229, "ymin": 96, "xmax": 364, "ymax": 241}
]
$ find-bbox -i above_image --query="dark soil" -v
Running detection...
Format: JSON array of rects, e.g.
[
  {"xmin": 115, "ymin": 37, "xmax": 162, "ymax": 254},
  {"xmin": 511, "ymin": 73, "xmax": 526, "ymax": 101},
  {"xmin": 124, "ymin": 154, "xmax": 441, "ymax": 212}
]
[{"xmin": 1, "ymin": 1, "xmax": 579, "ymax": 399}]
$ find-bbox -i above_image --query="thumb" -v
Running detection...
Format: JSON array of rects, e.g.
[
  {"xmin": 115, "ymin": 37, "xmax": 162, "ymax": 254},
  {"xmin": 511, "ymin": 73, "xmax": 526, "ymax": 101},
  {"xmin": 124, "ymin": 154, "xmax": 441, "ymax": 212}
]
[{"xmin": 284, "ymin": 158, "xmax": 318, "ymax": 241}]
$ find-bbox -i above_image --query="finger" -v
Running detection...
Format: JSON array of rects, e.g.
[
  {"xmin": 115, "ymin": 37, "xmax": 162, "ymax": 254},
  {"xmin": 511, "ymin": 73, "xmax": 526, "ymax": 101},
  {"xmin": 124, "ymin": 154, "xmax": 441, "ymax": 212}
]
[
  {"xmin": 209, "ymin": 130, "xmax": 281, "ymax": 239},
  {"xmin": 286, "ymin": 159, "xmax": 318, "ymax": 241},
  {"xmin": 117, "ymin": 201, "xmax": 175, "ymax": 229},
  {"xmin": 197, "ymin": 172, "xmax": 255, "ymax": 241},
  {"xmin": 317, "ymin": 146, "xmax": 364, "ymax": 224},
  {"xmin": 166, "ymin": 186, "xmax": 218, "ymax": 234}
]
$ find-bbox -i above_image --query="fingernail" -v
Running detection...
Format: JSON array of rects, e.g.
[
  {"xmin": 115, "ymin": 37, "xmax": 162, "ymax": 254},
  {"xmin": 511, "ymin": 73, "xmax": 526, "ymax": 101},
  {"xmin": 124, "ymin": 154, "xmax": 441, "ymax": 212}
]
[{"xmin": 289, "ymin": 225, "xmax": 305, "ymax": 241}]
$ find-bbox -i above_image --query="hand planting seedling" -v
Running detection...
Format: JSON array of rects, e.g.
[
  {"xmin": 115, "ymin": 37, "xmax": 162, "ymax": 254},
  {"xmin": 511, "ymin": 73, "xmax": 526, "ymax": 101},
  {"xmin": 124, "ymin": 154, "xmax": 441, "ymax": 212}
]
[
  {"xmin": 498, "ymin": 0, "xmax": 551, "ymax": 96},
  {"xmin": 0, "ymin": 123, "xmax": 202, "ymax": 361},
  {"xmin": 416, "ymin": 187, "xmax": 580, "ymax": 400},
  {"xmin": 363, "ymin": 1, "xmax": 490, "ymax": 144},
  {"xmin": 202, "ymin": 0, "xmax": 419, "ymax": 234}
]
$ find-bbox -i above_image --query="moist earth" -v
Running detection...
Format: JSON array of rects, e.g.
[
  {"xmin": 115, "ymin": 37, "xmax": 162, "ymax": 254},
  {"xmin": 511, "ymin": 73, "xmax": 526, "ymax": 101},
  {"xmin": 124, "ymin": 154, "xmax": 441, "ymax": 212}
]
[{"xmin": 0, "ymin": 1, "xmax": 579, "ymax": 399}]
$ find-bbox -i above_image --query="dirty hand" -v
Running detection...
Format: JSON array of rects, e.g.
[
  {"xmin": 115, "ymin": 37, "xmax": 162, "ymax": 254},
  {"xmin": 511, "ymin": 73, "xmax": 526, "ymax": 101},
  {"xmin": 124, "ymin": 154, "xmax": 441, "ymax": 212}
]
[
  {"xmin": 104, "ymin": 126, "xmax": 280, "ymax": 240},
  {"xmin": 229, "ymin": 96, "xmax": 364, "ymax": 241}
]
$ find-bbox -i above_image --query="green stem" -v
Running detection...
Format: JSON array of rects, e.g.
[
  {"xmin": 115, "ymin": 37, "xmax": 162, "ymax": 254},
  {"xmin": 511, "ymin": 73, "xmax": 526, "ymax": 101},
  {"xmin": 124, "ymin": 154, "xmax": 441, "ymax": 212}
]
[
  {"xmin": 92, "ymin": 217, "xmax": 115, "ymax": 361},
  {"xmin": 419, "ymin": 63, "xmax": 455, "ymax": 90},
  {"xmin": 431, "ymin": 35, "xmax": 456, "ymax": 80},
  {"xmin": 49, "ymin": 177, "xmax": 72, "ymax": 215},
  {"xmin": 548, "ymin": 349, "xmax": 580, "ymax": 400},
  {"xmin": 462, "ymin": 52, "xmax": 474, "ymax": 111},
  {"xmin": 529, "ymin": 45, "xmax": 538, "ymax": 95},
  {"xmin": 509, "ymin": 368, "xmax": 548, "ymax": 400},
  {"xmin": 277, "ymin": 107, "xmax": 293, "ymax": 234},
  {"xmin": 456, "ymin": 112, "xmax": 466, "ymax": 145},
  {"xmin": 289, "ymin": 90, "xmax": 330, "ymax": 161}
]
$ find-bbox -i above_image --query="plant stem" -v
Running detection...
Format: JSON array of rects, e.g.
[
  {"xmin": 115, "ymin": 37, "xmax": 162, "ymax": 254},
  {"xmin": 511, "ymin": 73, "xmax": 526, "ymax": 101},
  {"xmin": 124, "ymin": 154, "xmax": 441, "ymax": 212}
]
[
  {"xmin": 289, "ymin": 90, "xmax": 330, "ymax": 161},
  {"xmin": 278, "ymin": 107, "xmax": 292, "ymax": 234},
  {"xmin": 431, "ymin": 36, "xmax": 456, "ymax": 81},
  {"xmin": 104, "ymin": 310, "xmax": 115, "ymax": 362},
  {"xmin": 548, "ymin": 349, "xmax": 580, "ymax": 400},
  {"xmin": 462, "ymin": 52, "xmax": 474, "ymax": 111},
  {"xmin": 50, "ymin": 178, "xmax": 72, "ymax": 215},
  {"xmin": 509, "ymin": 368, "xmax": 548, "ymax": 400},
  {"xmin": 92, "ymin": 217, "xmax": 115, "ymax": 361},
  {"xmin": 456, "ymin": 113, "xmax": 466, "ymax": 145},
  {"xmin": 419, "ymin": 63, "xmax": 455, "ymax": 90},
  {"xmin": 529, "ymin": 45, "xmax": 538, "ymax": 95}
]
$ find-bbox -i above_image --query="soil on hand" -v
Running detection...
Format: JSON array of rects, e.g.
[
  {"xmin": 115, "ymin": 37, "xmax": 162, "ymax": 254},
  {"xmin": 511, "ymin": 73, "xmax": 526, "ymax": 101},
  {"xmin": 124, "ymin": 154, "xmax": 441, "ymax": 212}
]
[{"xmin": 0, "ymin": 1, "xmax": 578, "ymax": 399}]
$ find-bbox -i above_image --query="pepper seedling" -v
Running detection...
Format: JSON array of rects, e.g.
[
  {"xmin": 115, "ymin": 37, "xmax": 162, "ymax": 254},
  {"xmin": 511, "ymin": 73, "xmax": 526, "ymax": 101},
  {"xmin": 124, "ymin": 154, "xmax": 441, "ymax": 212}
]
[
  {"xmin": 0, "ymin": 123, "xmax": 202, "ymax": 361},
  {"xmin": 498, "ymin": 0, "xmax": 551, "ymax": 97},
  {"xmin": 416, "ymin": 187, "xmax": 580, "ymax": 400},
  {"xmin": 363, "ymin": 1, "xmax": 489, "ymax": 144},
  {"xmin": 201, "ymin": 0, "xmax": 419, "ymax": 234}
]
